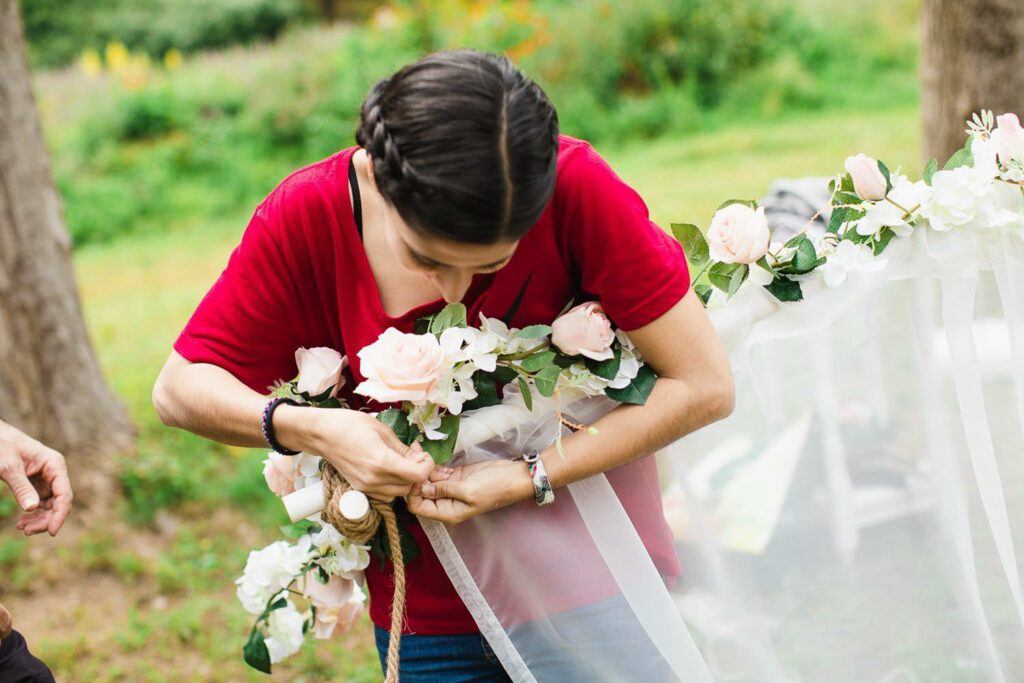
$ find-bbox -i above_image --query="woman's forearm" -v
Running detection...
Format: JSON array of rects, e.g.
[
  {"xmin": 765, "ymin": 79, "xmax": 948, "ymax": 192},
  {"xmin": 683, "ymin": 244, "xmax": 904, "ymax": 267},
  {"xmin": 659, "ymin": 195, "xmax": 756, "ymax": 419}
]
[
  {"xmin": 152, "ymin": 351, "xmax": 317, "ymax": 452},
  {"xmin": 540, "ymin": 375, "xmax": 732, "ymax": 492}
]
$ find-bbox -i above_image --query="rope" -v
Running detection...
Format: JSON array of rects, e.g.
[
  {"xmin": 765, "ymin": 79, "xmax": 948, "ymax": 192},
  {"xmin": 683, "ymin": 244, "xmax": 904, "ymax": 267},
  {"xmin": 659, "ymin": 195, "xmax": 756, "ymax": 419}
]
[{"xmin": 321, "ymin": 465, "xmax": 405, "ymax": 683}]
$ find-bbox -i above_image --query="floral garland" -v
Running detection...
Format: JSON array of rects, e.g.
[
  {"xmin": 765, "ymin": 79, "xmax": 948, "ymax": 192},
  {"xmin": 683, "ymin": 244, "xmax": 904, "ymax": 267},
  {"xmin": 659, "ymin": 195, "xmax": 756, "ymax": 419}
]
[
  {"xmin": 238, "ymin": 302, "xmax": 655, "ymax": 672},
  {"xmin": 237, "ymin": 110, "xmax": 1024, "ymax": 672},
  {"xmin": 674, "ymin": 110, "xmax": 1024, "ymax": 307}
]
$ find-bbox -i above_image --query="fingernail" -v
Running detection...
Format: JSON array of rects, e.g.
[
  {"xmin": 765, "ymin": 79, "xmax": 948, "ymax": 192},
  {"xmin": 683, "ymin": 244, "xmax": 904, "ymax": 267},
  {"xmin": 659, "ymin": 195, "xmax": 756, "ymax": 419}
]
[{"xmin": 422, "ymin": 483, "xmax": 435, "ymax": 496}]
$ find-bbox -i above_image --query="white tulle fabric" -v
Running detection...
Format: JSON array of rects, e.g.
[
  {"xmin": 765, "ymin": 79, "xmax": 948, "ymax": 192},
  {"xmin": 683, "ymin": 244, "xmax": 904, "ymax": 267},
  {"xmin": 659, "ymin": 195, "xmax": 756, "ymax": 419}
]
[{"xmin": 421, "ymin": 228, "xmax": 1024, "ymax": 682}]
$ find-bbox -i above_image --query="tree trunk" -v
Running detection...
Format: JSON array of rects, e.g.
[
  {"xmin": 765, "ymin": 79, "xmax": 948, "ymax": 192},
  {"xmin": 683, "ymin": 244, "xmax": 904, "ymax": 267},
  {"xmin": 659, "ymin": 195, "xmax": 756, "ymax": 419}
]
[
  {"xmin": 0, "ymin": 0, "xmax": 134, "ymax": 505},
  {"xmin": 921, "ymin": 0, "xmax": 1024, "ymax": 164}
]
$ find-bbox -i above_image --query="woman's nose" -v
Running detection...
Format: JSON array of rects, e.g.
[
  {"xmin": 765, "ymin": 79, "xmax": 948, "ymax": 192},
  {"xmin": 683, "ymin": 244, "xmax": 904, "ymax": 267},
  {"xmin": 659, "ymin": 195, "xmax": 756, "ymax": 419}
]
[{"xmin": 434, "ymin": 269, "xmax": 473, "ymax": 303}]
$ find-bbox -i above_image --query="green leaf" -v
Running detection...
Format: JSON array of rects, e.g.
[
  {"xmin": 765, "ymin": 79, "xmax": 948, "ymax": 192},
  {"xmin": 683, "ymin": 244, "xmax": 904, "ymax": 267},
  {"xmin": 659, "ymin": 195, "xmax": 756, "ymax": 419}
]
[
  {"xmin": 533, "ymin": 366, "xmax": 562, "ymax": 398},
  {"xmin": 517, "ymin": 376, "xmax": 533, "ymax": 411},
  {"xmin": 279, "ymin": 519, "xmax": 320, "ymax": 539},
  {"xmin": 243, "ymin": 630, "xmax": 272, "ymax": 674},
  {"xmin": 552, "ymin": 353, "xmax": 575, "ymax": 369},
  {"xmin": 461, "ymin": 373, "xmax": 501, "ymax": 412},
  {"xmin": 369, "ymin": 509, "xmax": 422, "ymax": 568},
  {"xmin": 755, "ymin": 255, "xmax": 777, "ymax": 276},
  {"xmin": 269, "ymin": 596, "xmax": 287, "ymax": 611},
  {"xmin": 833, "ymin": 191, "xmax": 862, "ymax": 206},
  {"xmin": 790, "ymin": 236, "xmax": 819, "ymax": 274},
  {"xmin": 840, "ymin": 173, "xmax": 856, "ymax": 194},
  {"xmin": 827, "ymin": 177, "xmax": 837, "ymax": 195},
  {"xmin": 944, "ymin": 145, "xmax": 973, "ymax": 170},
  {"xmin": 727, "ymin": 264, "xmax": 748, "ymax": 297},
  {"xmin": 419, "ymin": 414, "xmax": 460, "ymax": 465},
  {"xmin": 605, "ymin": 364, "xmax": 657, "ymax": 405},
  {"xmin": 520, "ymin": 351, "xmax": 556, "ymax": 373},
  {"xmin": 827, "ymin": 207, "xmax": 848, "ymax": 235},
  {"xmin": 715, "ymin": 198, "xmax": 758, "ymax": 212},
  {"xmin": 492, "ymin": 365, "xmax": 518, "ymax": 385},
  {"xmin": 923, "ymin": 158, "xmax": 938, "ymax": 185},
  {"xmin": 877, "ymin": 159, "xmax": 892, "ymax": 194},
  {"xmin": 670, "ymin": 223, "xmax": 710, "ymax": 270},
  {"xmin": 429, "ymin": 303, "xmax": 468, "ymax": 335},
  {"xmin": 377, "ymin": 408, "xmax": 415, "ymax": 445},
  {"xmin": 873, "ymin": 226, "xmax": 897, "ymax": 256},
  {"xmin": 694, "ymin": 284, "xmax": 713, "ymax": 306},
  {"xmin": 585, "ymin": 344, "xmax": 622, "ymax": 380},
  {"xmin": 764, "ymin": 277, "xmax": 804, "ymax": 302},
  {"xmin": 517, "ymin": 324, "xmax": 552, "ymax": 339},
  {"xmin": 708, "ymin": 262, "xmax": 743, "ymax": 294}
]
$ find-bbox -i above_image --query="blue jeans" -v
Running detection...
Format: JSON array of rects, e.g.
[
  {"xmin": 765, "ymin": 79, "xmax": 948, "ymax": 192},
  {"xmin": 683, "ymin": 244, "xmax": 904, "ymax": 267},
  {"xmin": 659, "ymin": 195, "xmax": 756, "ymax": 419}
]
[
  {"xmin": 375, "ymin": 626, "xmax": 512, "ymax": 683},
  {"xmin": 375, "ymin": 594, "xmax": 669, "ymax": 682}
]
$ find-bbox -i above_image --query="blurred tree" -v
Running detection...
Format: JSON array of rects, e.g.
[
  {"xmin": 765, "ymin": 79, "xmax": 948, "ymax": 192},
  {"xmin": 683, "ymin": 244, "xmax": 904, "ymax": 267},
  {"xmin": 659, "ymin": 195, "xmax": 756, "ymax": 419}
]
[
  {"xmin": 922, "ymin": 0, "xmax": 1024, "ymax": 163},
  {"xmin": 0, "ymin": 0, "xmax": 135, "ymax": 504}
]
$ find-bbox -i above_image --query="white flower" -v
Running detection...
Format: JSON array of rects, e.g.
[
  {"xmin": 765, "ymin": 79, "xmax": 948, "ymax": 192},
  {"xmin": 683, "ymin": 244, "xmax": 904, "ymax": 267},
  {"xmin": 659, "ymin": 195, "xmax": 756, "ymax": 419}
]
[
  {"xmin": 292, "ymin": 452, "xmax": 323, "ymax": 490},
  {"xmin": 608, "ymin": 331, "xmax": 641, "ymax": 389},
  {"xmin": 295, "ymin": 347, "xmax": 347, "ymax": 397},
  {"xmin": 706, "ymin": 204, "xmax": 771, "ymax": 264},
  {"xmin": 236, "ymin": 539, "xmax": 314, "ymax": 615},
  {"xmin": 921, "ymin": 166, "xmax": 1020, "ymax": 233},
  {"xmin": 747, "ymin": 262, "xmax": 775, "ymax": 287},
  {"xmin": 439, "ymin": 327, "xmax": 499, "ymax": 373},
  {"xmin": 264, "ymin": 601, "xmax": 307, "ymax": 663},
  {"xmin": 296, "ymin": 573, "xmax": 366, "ymax": 639},
  {"xmin": 991, "ymin": 113, "xmax": 1024, "ymax": 166},
  {"xmin": 557, "ymin": 363, "xmax": 609, "ymax": 396},
  {"xmin": 819, "ymin": 240, "xmax": 885, "ymax": 288},
  {"xmin": 478, "ymin": 314, "xmax": 534, "ymax": 354},
  {"xmin": 855, "ymin": 177, "xmax": 929, "ymax": 238}
]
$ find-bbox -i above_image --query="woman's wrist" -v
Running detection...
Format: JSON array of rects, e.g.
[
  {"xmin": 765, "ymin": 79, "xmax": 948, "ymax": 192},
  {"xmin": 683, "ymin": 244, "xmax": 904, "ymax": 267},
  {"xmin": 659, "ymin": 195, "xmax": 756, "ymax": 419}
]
[{"xmin": 272, "ymin": 403, "xmax": 323, "ymax": 454}]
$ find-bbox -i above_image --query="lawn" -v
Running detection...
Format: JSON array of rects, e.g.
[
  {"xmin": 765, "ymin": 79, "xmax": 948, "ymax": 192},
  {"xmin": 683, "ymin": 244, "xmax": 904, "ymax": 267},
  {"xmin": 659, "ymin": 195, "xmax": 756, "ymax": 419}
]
[{"xmin": 2, "ymin": 104, "xmax": 920, "ymax": 682}]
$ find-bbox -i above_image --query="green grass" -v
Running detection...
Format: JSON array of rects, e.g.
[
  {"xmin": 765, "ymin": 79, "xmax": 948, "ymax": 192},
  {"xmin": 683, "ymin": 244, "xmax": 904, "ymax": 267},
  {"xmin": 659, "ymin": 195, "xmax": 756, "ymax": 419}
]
[{"xmin": 1, "ymin": 105, "xmax": 922, "ymax": 681}]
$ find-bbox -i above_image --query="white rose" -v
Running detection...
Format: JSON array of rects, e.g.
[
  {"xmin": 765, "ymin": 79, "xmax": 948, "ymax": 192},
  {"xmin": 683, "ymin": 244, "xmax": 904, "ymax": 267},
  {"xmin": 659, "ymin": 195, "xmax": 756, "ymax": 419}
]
[
  {"xmin": 264, "ymin": 601, "xmax": 307, "ymax": 663},
  {"xmin": 551, "ymin": 302, "xmax": 615, "ymax": 361},
  {"xmin": 262, "ymin": 452, "xmax": 295, "ymax": 497},
  {"xmin": 706, "ymin": 204, "xmax": 771, "ymax": 265},
  {"xmin": 355, "ymin": 328, "xmax": 447, "ymax": 404},
  {"xmin": 844, "ymin": 153, "xmax": 889, "ymax": 201},
  {"xmin": 295, "ymin": 347, "xmax": 347, "ymax": 397}
]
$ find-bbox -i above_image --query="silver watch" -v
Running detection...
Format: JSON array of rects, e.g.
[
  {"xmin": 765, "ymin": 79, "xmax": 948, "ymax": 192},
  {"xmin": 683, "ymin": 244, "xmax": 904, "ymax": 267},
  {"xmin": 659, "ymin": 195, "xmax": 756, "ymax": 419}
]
[{"xmin": 523, "ymin": 450, "xmax": 555, "ymax": 506}]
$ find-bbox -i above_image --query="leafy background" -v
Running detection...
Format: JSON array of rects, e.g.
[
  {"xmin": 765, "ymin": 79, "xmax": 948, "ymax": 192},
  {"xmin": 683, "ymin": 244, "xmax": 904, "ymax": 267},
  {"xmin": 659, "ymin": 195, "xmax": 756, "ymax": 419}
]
[{"xmin": 2, "ymin": 0, "xmax": 921, "ymax": 680}]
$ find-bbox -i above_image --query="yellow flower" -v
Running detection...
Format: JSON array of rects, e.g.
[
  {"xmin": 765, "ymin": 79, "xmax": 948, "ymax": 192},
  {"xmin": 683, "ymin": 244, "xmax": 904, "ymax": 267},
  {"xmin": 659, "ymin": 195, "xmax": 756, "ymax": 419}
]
[
  {"xmin": 79, "ymin": 49, "xmax": 103, "ymax": 79},
  {"xmin": 105, "ymin": 41, "xmax": 129, "ymax": 72},
  {"xmin": 163, "ymin": 48, "xmax": 184, "ymax": 71}
]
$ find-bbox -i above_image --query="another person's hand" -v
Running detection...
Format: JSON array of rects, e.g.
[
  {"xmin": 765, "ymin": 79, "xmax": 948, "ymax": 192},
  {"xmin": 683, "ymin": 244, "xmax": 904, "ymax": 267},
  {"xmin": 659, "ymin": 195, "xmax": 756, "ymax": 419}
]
[
  {"xmin": 298, "ymin": 408, "xmax": 437, "ymax": 503},
  {"xmin": 0, "ymin": 603, "xmax": 11, "ymax": 640},
  {"xmin": 407, "ymin": 459, "xmax": 533, "ymax": 525},
  {"xmin": 0, "ymin": 421, "xmax": 73, "ymax": 537}
]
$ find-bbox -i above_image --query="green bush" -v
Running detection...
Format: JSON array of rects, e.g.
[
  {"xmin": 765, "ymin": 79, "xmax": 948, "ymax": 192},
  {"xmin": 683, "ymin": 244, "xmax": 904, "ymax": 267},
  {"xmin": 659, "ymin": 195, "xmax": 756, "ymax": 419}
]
[{"xmin": 20, "ymin": 0, "xmax": 306, "ymax": 68}]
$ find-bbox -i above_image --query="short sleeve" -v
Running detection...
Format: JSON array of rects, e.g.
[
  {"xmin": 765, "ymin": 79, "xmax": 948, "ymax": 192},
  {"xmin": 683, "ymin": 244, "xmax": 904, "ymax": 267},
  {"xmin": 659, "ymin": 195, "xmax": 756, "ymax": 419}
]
[
  {"xmin": 556, "ymin": 141, "xmax": 690, "ymax": 330},
  {"xmin": 174, "ymin": 207, "xmax": 307, "ymax": 393}
]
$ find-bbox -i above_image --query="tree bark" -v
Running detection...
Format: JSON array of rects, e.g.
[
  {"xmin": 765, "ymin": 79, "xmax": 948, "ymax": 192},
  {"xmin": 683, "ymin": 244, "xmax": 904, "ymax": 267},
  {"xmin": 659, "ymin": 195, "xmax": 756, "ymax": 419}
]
[
  {"xmin": 0, "ymin": 0, "xmax": 134, "ymax": 504},
  {"xmin": 921, "ymin": 0, "xmax": 1024, "ymax": 164}
]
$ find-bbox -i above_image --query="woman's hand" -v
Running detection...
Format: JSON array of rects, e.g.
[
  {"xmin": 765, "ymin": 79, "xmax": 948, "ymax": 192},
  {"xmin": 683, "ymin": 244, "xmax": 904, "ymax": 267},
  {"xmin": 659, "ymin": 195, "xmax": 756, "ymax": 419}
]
[
  {"xmin": 284, "ymin": 407, "xmax": 436, "ymax": 503},
  {"xmin": 406, "ymin": 459, "xmax": 534, "ymax": 525}
]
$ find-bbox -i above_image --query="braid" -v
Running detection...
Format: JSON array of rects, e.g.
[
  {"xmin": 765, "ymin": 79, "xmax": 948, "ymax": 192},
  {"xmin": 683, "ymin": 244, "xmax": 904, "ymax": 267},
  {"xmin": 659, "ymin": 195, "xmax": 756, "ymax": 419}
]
[{"xmin": 356, "ymin": 78, "xmax": 437, "ymax": 203}]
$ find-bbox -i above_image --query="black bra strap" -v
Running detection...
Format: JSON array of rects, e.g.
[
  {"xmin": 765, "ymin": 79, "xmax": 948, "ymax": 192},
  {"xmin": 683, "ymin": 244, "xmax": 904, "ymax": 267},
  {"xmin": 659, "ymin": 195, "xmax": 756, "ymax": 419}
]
[{"xmin": 349, "ymin": 157, "xmax": 363, "ymax": 240}]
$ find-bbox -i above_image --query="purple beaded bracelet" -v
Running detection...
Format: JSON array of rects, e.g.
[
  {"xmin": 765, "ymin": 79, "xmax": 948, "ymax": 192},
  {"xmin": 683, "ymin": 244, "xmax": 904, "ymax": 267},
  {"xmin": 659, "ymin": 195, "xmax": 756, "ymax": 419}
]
[{"xmin": 262, "ymin": 397, "xmax": 303, "ymax": 456}]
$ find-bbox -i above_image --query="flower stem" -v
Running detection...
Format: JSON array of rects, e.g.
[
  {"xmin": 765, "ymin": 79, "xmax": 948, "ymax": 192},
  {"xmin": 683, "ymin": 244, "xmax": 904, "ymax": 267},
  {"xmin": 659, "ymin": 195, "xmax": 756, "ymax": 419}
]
[{"xmin": 499, "ymin": 341, "xmax": 550, "ymax": 361}]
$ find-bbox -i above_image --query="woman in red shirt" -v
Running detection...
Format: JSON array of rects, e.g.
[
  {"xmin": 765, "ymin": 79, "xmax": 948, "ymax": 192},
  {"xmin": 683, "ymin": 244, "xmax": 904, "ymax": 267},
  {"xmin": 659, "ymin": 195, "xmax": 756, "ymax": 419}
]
[{"xmin": 154, "ymin": 49, "xmax": 733, "ymax": 681}]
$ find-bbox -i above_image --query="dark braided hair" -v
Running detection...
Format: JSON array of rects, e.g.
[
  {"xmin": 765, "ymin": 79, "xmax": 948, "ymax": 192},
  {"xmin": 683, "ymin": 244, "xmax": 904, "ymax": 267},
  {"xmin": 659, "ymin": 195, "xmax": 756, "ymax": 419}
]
[{"xmin": 355, "ymin": 49, "xmax": 560, "ymax": 244}]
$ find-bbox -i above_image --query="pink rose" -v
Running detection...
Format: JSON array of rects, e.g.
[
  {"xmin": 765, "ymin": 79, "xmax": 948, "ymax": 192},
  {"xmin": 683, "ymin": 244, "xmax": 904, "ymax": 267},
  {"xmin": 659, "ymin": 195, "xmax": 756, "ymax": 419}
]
[
  {"xmin": 355, "ymin": 328, "xmax": 447, "ymax": 404},
  {"xmin": 551, "ymin": 302, "xmax": 615, "ymax": 361},
  {"xmin": 991, "ymin": 113, "xmax": 1024, "ymax": 165},
  {"xmin": 706, "ymin": 204, "xmax": 771, "ymax": 265},
  {"xmin": 844, "ymin": 153, "xmax": 888, "ymax": 201},
  {"xmin": 262, "ymin": 452, "xmax": 295, "ymax": 496},
  {"xmin": 295, "ymin": 347, "xmax": 347, "ymax": 397},
  {"xmin": 297, "ymin": 574, "xmax": 365, "ymax": 639}
]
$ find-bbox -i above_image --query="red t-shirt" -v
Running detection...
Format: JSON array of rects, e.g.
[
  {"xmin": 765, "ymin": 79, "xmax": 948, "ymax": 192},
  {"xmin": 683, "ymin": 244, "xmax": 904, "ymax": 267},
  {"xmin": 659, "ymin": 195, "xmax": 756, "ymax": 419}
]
[{"xmin": 175, "ymin": 134, "xmax": 690, "ymax": 634}]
